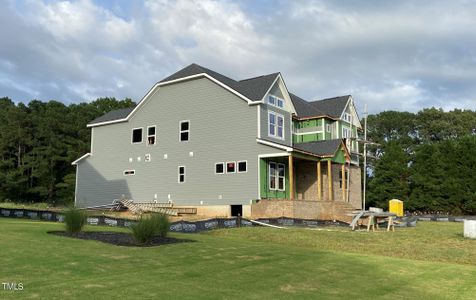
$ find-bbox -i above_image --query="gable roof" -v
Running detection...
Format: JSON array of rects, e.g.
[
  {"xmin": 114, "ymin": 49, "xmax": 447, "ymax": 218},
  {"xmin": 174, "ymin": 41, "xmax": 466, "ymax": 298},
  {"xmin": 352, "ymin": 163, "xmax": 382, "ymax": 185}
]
[
  {"xmin": 293, "ymin": 139, "xmax": 343, "ymax": 157},
  {"xmin": 88, "ymin": 63, "xmax": 281, "ymax": 126},
  {"xmin": 86, "ymin": 64, "xmax": 355, "ymax": 127},
  {"xmin": 89, "ymin": 107, "xmax": 135, "ymax": 125},
  {"xmin": 309, "ymin": 95, "xmax": 350, "ymax": 118},
  {"xmin": 160, "ymin": 63, "xmax": 280, "ymax": 101},
  {"xmin": 289, "ymin": 93, "xmax": 326, "ymax": 118}
]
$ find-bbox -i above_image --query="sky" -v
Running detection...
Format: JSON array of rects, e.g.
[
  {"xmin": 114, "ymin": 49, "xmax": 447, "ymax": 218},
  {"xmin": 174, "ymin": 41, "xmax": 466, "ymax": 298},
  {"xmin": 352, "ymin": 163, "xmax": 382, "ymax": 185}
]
[{"xmin": 1, "ymin": 0, "xmax": 475, "ymax": 114}]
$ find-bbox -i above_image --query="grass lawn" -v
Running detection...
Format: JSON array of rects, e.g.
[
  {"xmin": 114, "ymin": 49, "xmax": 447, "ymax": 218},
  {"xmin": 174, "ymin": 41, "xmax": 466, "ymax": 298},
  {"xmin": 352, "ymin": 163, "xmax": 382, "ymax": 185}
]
[{"xmin": 0, "ymin": 219, "xmax": 475, "ymax": 299}]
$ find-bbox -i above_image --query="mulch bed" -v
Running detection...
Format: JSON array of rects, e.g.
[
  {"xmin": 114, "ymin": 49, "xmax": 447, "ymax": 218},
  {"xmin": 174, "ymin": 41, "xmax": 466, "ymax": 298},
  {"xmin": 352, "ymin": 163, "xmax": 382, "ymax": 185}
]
[{"xmin": 48, "ymin": 231, "xmax": 194, "ymax": 247}]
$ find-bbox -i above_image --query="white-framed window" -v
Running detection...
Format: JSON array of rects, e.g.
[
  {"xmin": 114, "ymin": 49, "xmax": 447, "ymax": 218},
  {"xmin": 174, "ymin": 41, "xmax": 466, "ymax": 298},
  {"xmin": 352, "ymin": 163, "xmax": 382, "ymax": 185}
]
[
  {"xmin": 342, "ymin": 127, "xmax": 351, "ymax": 138},
  {"xmin": 179, "ymin": 120, "xmax": 190, "ymax": 142},
  {"xmin": 215, "ymin": 162, "xmax": 225, "ymax": 174},
  {"xmin": 343, "ymin": 127, "xmax": 352, "ymax": 150},
  {"xmin": 237, "ymin": 161, "xmax": 247, "ymax": 173},
  {"xmin": 145, "ymin": 154, "xmax": 151, "ymax": 162},
  {"xmin": 343, "ymin": 112, "xmax": 352, "ymax": 123},
  {"xmin": 226, "ymin": 161, "xmax": 236, "ymax": 173},
  {"xmin": 269, "ymin": 162, "xmax": 285, "ymax": 191},
  {"xmin": 131, "ymin": 128, "xmax": 143, "ymax": 144},
  {"xmin": 268, "ymin": 95, "xmax": 284, "ymax": 109},
  {"xmin": 268, "ymin": 111, "xmax": 284, "ymax": 139},
  {"xmin": 124, "ymin": 170, "xmax": 135, "ymax": 176},
  {"xmin": 147, "ymin": 125, "xmax": 156, "ymax": 145},
  {"xmin": 178, "ymin": 166, "xmax": 186, "ymax": 183}
]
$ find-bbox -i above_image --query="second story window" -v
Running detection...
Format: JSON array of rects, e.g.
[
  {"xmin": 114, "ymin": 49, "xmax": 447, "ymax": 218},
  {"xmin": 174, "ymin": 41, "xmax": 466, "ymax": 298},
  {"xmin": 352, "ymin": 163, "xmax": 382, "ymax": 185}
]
[
  {"xmin": 147, "ymin": 126, "xmax": 156, "ymax": 145},
  {"xmin": 180, "ymin": 121, "xmax": 190, "ymax": 142},
  {"xmin": 132, "ymin": 128, "xmax": 143, "ymax": 144},
  {"xmin": 268, "ymin": 111, "xmax": 284, "ymax": 139},
  {"xmin": 342, "ymin": 127, "xmax": 351, "ymax": 138},
  {"xmin": 268, "ymin": 95, "xmax": 284, "ymax": 108}
]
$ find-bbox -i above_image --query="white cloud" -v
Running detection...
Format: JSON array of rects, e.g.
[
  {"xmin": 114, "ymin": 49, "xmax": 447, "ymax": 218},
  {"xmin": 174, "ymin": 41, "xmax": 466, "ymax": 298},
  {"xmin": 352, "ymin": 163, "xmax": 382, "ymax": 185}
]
[{"xmin": 0, "ymin": 0, "xmax": 475, "ymax": 113}]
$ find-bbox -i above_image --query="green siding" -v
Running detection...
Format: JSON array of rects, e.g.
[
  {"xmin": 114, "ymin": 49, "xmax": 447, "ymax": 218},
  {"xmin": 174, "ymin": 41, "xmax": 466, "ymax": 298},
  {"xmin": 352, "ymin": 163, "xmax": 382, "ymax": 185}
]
[
  {"xmin": 331, "ymin": 145, "xmax": 347, "ymax": 164},
  {"xmin": 260, "ymin": 157, "xmax": 291, "ymax": 199},
  {"xmin": 293, "ymin": 135, "xmax": 302, "ymax": 143},
  {"xmin": 292, "ymin": 118, "xmax": 326, "ymax": 143}
]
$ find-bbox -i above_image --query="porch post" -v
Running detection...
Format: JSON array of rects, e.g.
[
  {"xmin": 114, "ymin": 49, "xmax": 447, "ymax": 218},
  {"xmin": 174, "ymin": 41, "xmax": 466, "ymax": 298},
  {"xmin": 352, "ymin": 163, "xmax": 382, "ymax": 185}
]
[
  {"xmin": 317, "ymin": 161, "xmax": 322, "ymax": 200},
  {"xmin": 289, "ymin": 155, "xmax": 294, "ymax": 200},
  {"xmin": 327, "ymin": 160, "xmax": 333, "ymax": 201},
  {"xmin": 342, "ymin": 164, "xmax": 346, "ymax": 201}
]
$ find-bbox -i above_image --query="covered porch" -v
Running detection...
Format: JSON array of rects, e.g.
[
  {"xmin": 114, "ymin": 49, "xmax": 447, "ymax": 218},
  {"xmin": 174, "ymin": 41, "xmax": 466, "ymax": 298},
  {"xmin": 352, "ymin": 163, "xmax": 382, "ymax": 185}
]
[{"xmin": 256, "ymin": 140, "xmax": 362, "ymax": 220}]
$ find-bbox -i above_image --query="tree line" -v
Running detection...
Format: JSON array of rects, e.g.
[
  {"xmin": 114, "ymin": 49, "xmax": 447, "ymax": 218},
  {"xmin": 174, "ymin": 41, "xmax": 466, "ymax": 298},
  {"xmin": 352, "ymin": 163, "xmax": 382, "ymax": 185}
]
[
  {"xmin": 0, "ymin": 97, "xmax": 135, "ymax": 205},
  {"xmin": 366, "ymin": 108, "xmax": 476, "ymax": 214},
  {"xmin": 0, "ymin": 97, "xmax": 475, "ymax": 214}
]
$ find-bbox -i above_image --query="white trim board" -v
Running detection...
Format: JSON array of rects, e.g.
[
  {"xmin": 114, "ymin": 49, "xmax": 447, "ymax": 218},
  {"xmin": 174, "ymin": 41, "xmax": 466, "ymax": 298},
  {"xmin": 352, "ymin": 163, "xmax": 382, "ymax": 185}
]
[
  {"xmin": 258, "ymin": 153, "xmax": 290, "ymax": 158},
  {"xmin": 294, "ymin": 130, "xmax": 324, "ymax": 136},
  {"xmin": 256, "ymin": 138, "xmax": 293, "ymax": 151},
  {"xmin": 72, "ymin": 153, "xmax": 91, "ymax": 165}
]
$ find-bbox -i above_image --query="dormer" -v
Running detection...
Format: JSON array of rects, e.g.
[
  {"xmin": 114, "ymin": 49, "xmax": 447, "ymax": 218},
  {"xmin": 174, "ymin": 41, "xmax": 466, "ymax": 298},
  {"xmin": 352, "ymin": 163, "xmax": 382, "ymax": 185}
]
[
  {"xmin": 340, "ymin": 96, "xmax": 362, "ymax": 129},
  {"xmin": 262, "ymin": 74, "xmax": 296, "ymax": 114}
]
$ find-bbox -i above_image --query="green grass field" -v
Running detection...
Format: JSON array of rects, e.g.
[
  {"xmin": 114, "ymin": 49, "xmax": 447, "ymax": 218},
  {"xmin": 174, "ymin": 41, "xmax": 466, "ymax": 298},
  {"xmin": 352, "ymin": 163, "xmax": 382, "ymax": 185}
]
[{"xmin": 0, "ymin": 218, "xmax": 475, "ymax": 299}]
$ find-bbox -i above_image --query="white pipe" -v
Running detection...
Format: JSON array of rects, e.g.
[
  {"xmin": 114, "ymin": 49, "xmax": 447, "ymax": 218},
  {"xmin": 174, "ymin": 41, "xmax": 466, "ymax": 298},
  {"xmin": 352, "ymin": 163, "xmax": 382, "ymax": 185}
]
[
  {"xmin": 363, "ymin": 104, "xmax": 368, "ymax": 210},
  {"xmin": 250, "ymin": 219, "xmax": 286, "ymax": 229}
]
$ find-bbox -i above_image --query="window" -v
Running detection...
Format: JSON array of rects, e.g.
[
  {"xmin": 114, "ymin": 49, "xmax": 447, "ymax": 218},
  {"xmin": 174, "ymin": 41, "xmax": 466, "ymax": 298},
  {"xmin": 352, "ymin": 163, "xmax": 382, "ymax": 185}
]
[
  {"xmin": 268, "ymin": 111, "xmax": 284, "ymax": 139},
  {"xmin": 215, "ymin": 163, "xmax": 224, "ymax": 174},
  {"xmin": 268, "ymin": 95, "xmax": 275, "ymax": 105},
  {"xmin": 124, "ymin": 170, "xmax": 135, "ymax": 176},
  {"xmin": 326, "ymin": 124, "xmax": 331, "ymax": 133},
  {"xmin": 343, "ymin": 112, "xmax": 352, "ymax": 123},
  {"xmin": 226, "ymin": 161, "xmax": 236, "ymax": 173},
  {"xmin": 179, "ymin": 121, "xmax": 190, "ymax": 141},
  {"xmin": 342, "ymin": 127, "xmax": 351, "ymax": 138},
  {"xmin": 238, "ymin": 161, "xmax": 247, "ymax": 173},
  {"xmin": 178, "ymin": 166, "xmax": 185, "ymax": 183},
  {"xmin": 147, "ymin": 126, "xmax": 156, "ymax": 145},
  {"xmin": 339, "ymin": 169, "xmax": 349, "ymax": 188},
  {"xmin": 268, "ymin": 95, "xmax": 284, "ymax": 108},
  {"xmin": 269, "ymin": 162, "xmax": 285, "ymax": 191},
  {"xmin": 132, "ymin": 128, "xmax": 143, "ymax": 144}
]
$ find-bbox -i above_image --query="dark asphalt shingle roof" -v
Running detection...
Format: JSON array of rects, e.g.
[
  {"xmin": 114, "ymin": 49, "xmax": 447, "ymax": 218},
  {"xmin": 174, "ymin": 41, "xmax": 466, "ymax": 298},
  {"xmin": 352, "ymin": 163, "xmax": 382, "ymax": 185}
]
[
  {"xmin": 309, "ymin": 96, "xmax": 350, "ymax": 118},
  {"xmin": 88, "ymin": 64, "xmax": 351, "ymax": 125},
  {"xmin": 238, "ymin": 73, "xmax": 280, "ymax": 101},
  {"xmin": 289, "ymin": 93, "xmax": 326, "ymax": 118},
  {"xmin": 88, "ymin": 64, "xmax": 280, "ymax": 125},
  {"xmin": 293, "ymin": 139, "xmax": 343, "ymax": 156},
  {"xmin": 161, "ymin": 63, "xmax": 280, "ymax": 101},
  {"xmin": 89, "ymin": 107, "xmax": 135, "ymax": 125}
]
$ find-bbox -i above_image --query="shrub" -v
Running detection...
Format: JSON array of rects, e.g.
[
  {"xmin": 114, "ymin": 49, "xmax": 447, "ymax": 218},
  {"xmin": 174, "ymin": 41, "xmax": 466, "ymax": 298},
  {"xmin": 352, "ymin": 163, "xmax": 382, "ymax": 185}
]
[
  {"xmin": 130, "ymin": 213, "xmax": 170, "ymax": 244},
  {"xmin": 64, "ymin": 207, "xmax": 87, "ymax": 234}
]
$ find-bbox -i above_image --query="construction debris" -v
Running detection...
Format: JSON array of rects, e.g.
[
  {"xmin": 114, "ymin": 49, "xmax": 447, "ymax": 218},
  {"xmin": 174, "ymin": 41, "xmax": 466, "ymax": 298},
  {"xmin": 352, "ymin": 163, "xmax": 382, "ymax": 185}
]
[{"xmin": 82, "ymin": 198, "xmax": 196, "ymax": 216}]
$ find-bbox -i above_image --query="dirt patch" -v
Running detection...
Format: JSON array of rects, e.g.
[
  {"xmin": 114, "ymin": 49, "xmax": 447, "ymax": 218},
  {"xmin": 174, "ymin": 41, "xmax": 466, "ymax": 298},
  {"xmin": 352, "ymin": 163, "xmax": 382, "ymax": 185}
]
[{"xmin": 48, "ymin": 231, "xmax": 194, "ymax": 247}]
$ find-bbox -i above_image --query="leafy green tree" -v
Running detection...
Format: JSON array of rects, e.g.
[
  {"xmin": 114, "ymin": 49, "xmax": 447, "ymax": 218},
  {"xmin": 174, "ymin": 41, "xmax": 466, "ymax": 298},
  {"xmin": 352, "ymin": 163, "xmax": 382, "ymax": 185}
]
[
  {"xmin": 367, "ymin": 142, "xmax": 411, "ymax": 209},
  {"xmin": 0, "ymin": 96, "xmax": 135, "ymax": 205}
]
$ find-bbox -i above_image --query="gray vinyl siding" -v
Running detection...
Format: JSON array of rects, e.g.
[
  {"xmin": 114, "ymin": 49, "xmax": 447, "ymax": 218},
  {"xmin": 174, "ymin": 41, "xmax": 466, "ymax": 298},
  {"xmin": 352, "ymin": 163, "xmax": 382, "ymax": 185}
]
[
  {"xmin": 75, "ymin": 77, "xmax": 285, "ymax": 208},
  {"xmin": 259, "ymin": 104, "xmax": 292, "ymax": 147}
]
